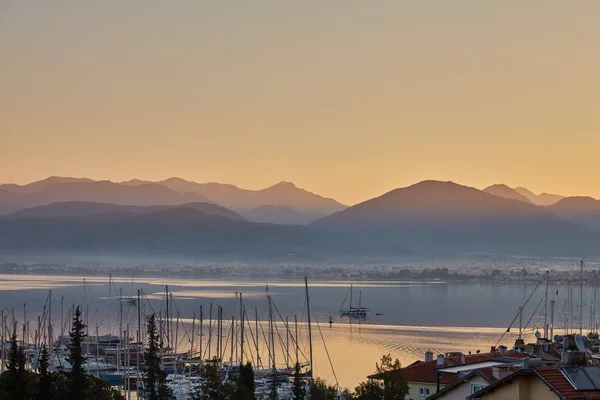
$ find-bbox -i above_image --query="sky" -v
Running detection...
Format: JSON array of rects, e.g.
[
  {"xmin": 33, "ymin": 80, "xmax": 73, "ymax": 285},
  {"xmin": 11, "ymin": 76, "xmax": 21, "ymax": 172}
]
[{"xmin": 1, "ymin": 1, "xmax": 599, "ymax": 205}]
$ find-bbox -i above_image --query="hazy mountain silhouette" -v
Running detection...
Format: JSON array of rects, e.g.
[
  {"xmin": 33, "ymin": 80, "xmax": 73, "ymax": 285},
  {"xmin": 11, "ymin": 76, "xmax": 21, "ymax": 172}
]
[
  {"xmin": 0, "ymin": 180, "xmax": 213, "ymax": 213},
  {"xmin": 0, "ymin": 176, "xmax": 95, "ymax": 194},
  {"xmin": 242, "ymin": 205, "xmax": 326, "ymax": 225},
  {"xmin": 514, "ymin": 187, "xmax": 564, "ymax": 206},
  {"xmin": 312, "ymin": 180, "xmax": 600, "ymax": 256},
  {"xmin": 122, "ymin": 178, "xmax": 346, "ymax": 213},
  {"xmin": 8, "ymin": 201, "xmax": 245, "ymax": 221},
  {"xmin": 483, "ymin": 184, "xmax": 531, "ymax": 203},
  {"xmin": 0, "ymin": 207, "xmax": 362, "ymax": 258},
  {"xmin": 547, "ymin": 197, "xmax": 600, "ymax": 232}
]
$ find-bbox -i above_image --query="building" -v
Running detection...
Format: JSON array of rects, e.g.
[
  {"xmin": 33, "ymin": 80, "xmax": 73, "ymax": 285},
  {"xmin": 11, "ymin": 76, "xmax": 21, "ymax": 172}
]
[
  {"xmin": 369, "ymin": 349, "xmax": 532, "ymax": 400},
  {"xmin": 468, "ymin": 366, "xmax": 600, "ymax": 400},
  {"xmin": 425, "ymin": 366, "xmax": 520, "ymax": 400}
]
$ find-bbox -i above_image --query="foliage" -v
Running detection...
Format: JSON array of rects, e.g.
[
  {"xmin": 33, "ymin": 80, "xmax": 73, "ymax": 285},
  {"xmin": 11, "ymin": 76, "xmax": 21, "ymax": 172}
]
[
  {"xmin": 145, "ymin": 314, "xmax": 172, "ymax": 400},
  {"xmin": 37, "ymin": 345, "xmax": 53, "ymax": 400},
  {"xmin": 375, "ymin": 354, "xmax": 407, "ymax": 400},
  {"xmin": 67, "ymin": 306, "xmax": 87, "ymax": 400},
  {"xmin": 193, "ymin": 359, "xmax": 232, "ymax": 400},
  {"xmin": 0, "ymin": 333, "xmax": 36, "ymax": 399},
  {"xmin": 232, "ymin": 362, "xmax": 256, "ymax": 400},
  {"xmin": 292, "ymin": 362, "xmax": 306, "ymax": 400},
  {"xmin": 354, "ymin": 380, "xmax": 384, "ymax": 400},
  {"xmin": 308, "ymin": 378, "xmax": 337, "ymax": 400}
]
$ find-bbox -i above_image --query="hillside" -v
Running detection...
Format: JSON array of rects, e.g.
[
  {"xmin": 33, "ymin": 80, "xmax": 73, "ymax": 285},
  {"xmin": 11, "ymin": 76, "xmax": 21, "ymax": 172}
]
[
  {"xmin": 547, "ymin": 197, "xmax": 600, "ymax": 232},
  {"xmin": 483, "ymin": 184, "xmax": 531, "ymax": 203},
  {"xmin": 242, "ymin": 205, "xmax": 326, "ymax": 225},
  {"xmin": 0, "ymin": 207, "xmax": 360, "ymax": 258},
  {"xmin": 312, "ymin": 180, "xmax": 600, "ymax": 256},
  {"xmin": 8, "ymin": 201, "xmax": 245, "ymax": 221}
]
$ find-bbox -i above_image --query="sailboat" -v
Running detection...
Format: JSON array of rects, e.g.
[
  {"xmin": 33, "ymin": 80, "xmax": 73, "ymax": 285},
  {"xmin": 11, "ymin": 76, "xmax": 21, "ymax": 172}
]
[{"xmin": 340, "ymin": 284, "xmax": 368, "ymax": 318}]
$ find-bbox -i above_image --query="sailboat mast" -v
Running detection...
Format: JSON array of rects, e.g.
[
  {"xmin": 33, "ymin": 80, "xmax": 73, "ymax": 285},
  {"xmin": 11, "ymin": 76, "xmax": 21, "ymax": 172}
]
[
  {"xmin": 294, "ymin": 314, "xmax": 299, "ymax": 365},
  {"xmin": 268, "ymin": 295, "xmax": 275, "ymax": 371},
  {"xmin": 544, "ymin": 271, "xmax": 549, "ymax": 339},
  {"xmin": 350, "ymin": 284, "xmax": 353, "ymax": 309},
  {"xmin": 594, "ymin": 275, "xmax": 598, "ymax": 334},
  {"xmin": 200, "ymin": 305, "xmax": 203, "ymax": 363},
  {"xmin": 165, "ymin": 286, "xmax": 169, "ymax": 350},
  {"xmin": 48, "ymin": 290, "xmax": 52, "ymax": 371},
  {"xmin": 119, "ymin": 288, "xmax": 123, "ymax": 373},
  {"xmin": 208, "ymin": 303, "xmax": 213, "ymax": 361},
  {"xmin": 240, "ymin": 293, "xmax": 244, "ymax": 365},
  {"xmin": 305, "ymin": 277, "xmax": 314, "ymax": 379},
  {"xmin": 580, "ymin": 260, "xmax": 584, "ymax": 335},
  {"xmin": 255, "ymin": 306, "xmax": 260, "ymax": 368}
]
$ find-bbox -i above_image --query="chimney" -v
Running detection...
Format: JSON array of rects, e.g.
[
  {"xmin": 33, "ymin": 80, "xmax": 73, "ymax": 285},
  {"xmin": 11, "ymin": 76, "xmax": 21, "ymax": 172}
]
[
  {"xmin": 492, "ymin": 365, "xmax": 512, "ymax": 381},
  {"xmin": 490, "ymin": 346, "xmax": 497, "ymax": 353},
  {"xmin": 437, "ymin": 354, "xmax": 445, "ymax": 366},
  {"xmin": 425, "ymin": 351, "xmax": 434, "ymax": 362}
]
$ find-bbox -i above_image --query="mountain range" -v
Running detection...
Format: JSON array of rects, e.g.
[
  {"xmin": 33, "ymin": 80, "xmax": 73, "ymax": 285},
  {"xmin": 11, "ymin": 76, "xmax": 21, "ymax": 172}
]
[
  {"xmin": 1, "ymin": 177, "xmax": 600, "ymax": 259},
  {"xmin": 0, "ymin": 177, "xmax": 345, "ymax": 221}
]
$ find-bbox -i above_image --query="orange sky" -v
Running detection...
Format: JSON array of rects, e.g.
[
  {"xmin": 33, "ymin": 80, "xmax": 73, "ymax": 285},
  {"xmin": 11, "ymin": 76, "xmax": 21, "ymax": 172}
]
[{"xmin": 1, "ymin": 1, "xmax": 599, "ymax": 205}]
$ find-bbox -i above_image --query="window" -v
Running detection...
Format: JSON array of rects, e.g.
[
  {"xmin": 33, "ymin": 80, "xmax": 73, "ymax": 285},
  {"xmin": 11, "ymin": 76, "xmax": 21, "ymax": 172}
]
[
  {"xmin": 419, "ymin": 387, "xmax": 430, "ymax": 397},
  {"xmin": 470, "ymin": 384, "xmax": 483, "ymax": 394}
]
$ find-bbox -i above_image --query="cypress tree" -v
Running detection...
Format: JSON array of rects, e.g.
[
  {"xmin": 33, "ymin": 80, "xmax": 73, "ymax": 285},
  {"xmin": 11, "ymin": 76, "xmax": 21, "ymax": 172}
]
[
  {"xmin": 292, "ymin": 363, "xmax": 306, "ymax": 400},
  {"xmin": 0, "ymin": 332, "xmax": 28, "ymax": 399},
  {"xmin": 232, "ymin": 362, "xmax": 255, "ymax": 400},
  {"xmin": 38, "ymin": 345, "xmax": 53, "ymax": 400},
  {"xmin": 67, "ymin": 306, "xmax": 87, "ymax": 400},
  {"xmin": 145, "ymin": 314, "xmax": 172, "ymax": 400}
]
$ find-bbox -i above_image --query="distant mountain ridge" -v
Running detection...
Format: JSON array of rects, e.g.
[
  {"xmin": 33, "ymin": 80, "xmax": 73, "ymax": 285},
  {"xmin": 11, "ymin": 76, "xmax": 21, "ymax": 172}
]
[
  {"xmin": 312, "ymin": 180, "xmax": 600, "ymax": 256},
  {"xmin": 2, "ymin": 177, "xmax": 600, "ymax": 258},
  {"xmin": 547, "ymin": 197, "xmax": 600, "ymax": 232},
  {"xmin": 0, "ymin": 180, "xmax": 213, "ymax": 214},
  {"xmin": 483, "ymin": 184, "xmax": 531, "ymax": 203},
  {"xmin": 514, "ymin": 187, "xmax": 564, "ymax": 206},
  {"xmin": 121, "ymin": 177, "xmax": 346, "ymax": 214},
  {"xmin": 7, "ymin": 201, "xmax": 245, "ymax": 221}
]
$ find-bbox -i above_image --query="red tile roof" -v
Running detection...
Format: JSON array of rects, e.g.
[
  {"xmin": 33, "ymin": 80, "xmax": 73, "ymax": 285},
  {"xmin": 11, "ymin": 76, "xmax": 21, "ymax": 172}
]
[
  {"xmin": 469, "ymin": 367, "xmax": 600, "ymax": 400},
  {"xmin": 369, "ymin": 351, "xmax": 531, "ymax": 384},
  {"xmin": 535, "ymin": 368, "xmax": 600, "ymax": 400}
]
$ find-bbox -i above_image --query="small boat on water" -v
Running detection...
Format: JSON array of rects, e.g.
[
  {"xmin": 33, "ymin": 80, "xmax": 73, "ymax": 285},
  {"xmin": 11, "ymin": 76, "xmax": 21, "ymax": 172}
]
[{"xmin": 340, "ymin": 284, "xmax": 368, "ymax": 318}]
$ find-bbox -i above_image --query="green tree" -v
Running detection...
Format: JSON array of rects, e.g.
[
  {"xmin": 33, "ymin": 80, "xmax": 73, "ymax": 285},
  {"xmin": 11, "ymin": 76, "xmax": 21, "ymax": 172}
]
[
  {"xmin": 232, "ymin": 362, "xmax": 255, "ymax": 400},
  {"xmin": 292, "ymin": 363, "xmax": 306, "ymax": 400},
  {"xmin": 0, "ymin": 332, "xmax": 32, "ymax": 399},
  {"xmin": 67, "ymin": 306, "xmax": 87, "ymax": 400},
  {"xmin": 374, "ymin": 354, "xmax": 407, "ymax": 400},
  {"xmin": 354, "ymin": 380, "xmax": 384, "ymax": 400},
  {"xmin": 193, "ymin": 359, "xmax": 231, "ymax": 400},
  {"xmin": 308, "ymin": 378, "xmax": 337, "ymax": 400},
  {"xmin": 37, "ymin": 345, "xmax": 53, "ymax": 400},
  {"xmin": 145, "ymin": 314, "xmax": 172, "ymax": 400}
]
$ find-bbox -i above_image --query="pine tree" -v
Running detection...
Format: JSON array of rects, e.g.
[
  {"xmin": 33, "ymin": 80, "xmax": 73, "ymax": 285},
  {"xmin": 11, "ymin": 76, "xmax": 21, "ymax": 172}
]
[
  {"xmin": 145, "ymin": 314, "xmax": 172, "ymax": 400},
  {"xmin": 232, "ymin": 362, "xmax": 255, "ymax": 400},
  {"xmin": 0, "ymin": 332, "xmax": 28, "ymax": 399},
  {"xmin": 292, "ymin": 363, "xmax": 306, "ymax": 400},
  {"xmin": 67, "ymin": 306, "xmax": 87, "ymax": 400},
  {"xmin": 37, "ymin": 345, "xmax": 53, "ymax": 400},
  {"xmin": 194, "ymin": 359, "xmax": 228, "ymax": 400}
]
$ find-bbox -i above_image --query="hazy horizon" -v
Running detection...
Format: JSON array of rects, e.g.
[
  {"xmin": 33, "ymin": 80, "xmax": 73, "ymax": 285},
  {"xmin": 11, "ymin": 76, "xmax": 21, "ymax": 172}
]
[{"xmin": 2, "ymin": 1, "xmax": 599, "ymax": 204}]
